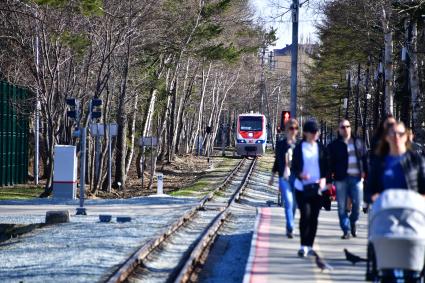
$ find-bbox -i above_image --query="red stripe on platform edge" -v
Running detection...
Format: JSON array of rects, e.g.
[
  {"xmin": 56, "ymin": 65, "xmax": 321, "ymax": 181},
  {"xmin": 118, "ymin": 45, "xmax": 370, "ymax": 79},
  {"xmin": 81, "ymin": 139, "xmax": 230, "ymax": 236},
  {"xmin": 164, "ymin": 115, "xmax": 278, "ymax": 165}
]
[
  {"xmin": 53, "ymin": 181, "xmax": 77, "ymax": 184},
  {"xmin": 250, "ymin": 207, "xmax": 272, "ymax": 283}
]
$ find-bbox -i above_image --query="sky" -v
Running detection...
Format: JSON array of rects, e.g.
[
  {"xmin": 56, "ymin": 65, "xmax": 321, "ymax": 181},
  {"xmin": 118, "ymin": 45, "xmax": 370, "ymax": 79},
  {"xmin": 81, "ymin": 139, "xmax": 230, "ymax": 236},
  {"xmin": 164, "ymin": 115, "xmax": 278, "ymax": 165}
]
[{"xmin": 250, "ymin": 0, "xmax": 321, "ymax": 48}]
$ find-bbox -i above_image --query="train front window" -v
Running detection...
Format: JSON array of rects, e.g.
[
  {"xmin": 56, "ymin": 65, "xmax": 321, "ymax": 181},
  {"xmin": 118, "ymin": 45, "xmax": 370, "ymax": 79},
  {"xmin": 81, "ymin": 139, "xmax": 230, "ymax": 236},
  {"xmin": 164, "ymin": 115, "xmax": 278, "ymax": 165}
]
[{"xmin": 239, "ymin": 116, "xmax": 262, "ymax": 131}]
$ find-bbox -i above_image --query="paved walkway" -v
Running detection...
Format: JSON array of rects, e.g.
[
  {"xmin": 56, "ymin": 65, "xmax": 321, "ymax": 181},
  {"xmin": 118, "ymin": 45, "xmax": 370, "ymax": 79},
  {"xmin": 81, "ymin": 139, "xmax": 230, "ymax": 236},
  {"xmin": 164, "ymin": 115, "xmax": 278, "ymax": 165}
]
[{"xmin": 244, "ymin": 204, "xmax": 369, "ymax": 283}]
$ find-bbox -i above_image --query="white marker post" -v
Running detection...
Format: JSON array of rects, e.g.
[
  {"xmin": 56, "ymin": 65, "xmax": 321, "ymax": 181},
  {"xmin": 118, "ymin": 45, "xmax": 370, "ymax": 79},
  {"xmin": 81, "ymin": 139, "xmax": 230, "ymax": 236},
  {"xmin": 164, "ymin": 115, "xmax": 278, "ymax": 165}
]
[{"xmin": 156, "ymin": 172, "xmax": 164, "ymax": 195}]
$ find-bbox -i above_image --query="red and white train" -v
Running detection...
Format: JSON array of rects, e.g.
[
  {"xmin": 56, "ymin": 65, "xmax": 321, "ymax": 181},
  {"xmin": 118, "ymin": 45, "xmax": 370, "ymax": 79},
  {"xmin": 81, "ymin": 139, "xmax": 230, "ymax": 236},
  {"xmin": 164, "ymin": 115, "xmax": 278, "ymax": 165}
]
[{"xmin": 235, "ymin": 113, "xmax": 267, "ymax": 156}]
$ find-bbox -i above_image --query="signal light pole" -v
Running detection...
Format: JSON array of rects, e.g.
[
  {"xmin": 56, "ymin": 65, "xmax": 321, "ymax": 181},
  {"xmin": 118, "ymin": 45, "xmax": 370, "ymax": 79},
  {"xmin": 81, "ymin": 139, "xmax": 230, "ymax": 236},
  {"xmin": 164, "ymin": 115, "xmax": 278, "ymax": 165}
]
[
  {"xmin": 66, "ymin": 97, "xmax": 102, "ymax": 215},
  {"xmin": 290, "ymin": 0, "xmax": 299, "ymax": 118}
]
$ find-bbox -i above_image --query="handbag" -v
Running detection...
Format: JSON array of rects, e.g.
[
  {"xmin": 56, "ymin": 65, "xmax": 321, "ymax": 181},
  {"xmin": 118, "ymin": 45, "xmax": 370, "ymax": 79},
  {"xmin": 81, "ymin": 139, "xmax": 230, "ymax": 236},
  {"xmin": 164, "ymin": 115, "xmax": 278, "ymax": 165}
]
[
  {"xmin": 320, "ymin": 184, "xmax": 335, "ymax": 211},
  {"xmin": 303, "ymin": 183, "xmax": 320, "ymax": 197}
]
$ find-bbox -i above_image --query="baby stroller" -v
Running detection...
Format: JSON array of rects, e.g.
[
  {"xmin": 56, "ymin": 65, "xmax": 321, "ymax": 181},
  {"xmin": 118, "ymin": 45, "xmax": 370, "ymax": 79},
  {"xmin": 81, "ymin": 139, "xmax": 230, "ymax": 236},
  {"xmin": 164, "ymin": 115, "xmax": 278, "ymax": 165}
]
[{"xmin": 369, "ymin": 189, "xmax": 425, "ymax": 283}]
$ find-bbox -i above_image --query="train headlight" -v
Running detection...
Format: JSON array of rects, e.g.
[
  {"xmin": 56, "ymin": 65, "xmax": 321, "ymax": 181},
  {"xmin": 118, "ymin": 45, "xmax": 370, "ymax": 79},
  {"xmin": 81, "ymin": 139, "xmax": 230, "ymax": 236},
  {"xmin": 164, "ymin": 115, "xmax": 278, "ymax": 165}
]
[
  {"xmin": 237, "ymin": 139, "xmax": 246, "ymax": 143},
  {"xmin": 255, "ymin": 140, "xmax": 265, "ymax": 144}
]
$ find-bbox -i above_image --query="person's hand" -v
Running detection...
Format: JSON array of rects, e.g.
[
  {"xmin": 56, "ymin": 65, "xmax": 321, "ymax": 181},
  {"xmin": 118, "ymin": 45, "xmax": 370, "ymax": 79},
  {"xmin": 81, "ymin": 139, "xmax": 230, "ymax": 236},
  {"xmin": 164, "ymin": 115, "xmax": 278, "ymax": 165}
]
[
  {"xmin": 283, "ymin": 166, "xmax": 290, "ymax": 179},
  {"xmin": 268, "ymin": 175, "xmax": 274, "ymax": 186},
  {"xmin": 300, "ymin": 173, "xmax": 310, "ymax": 180},
  {"xmin": 318, "ymin": 178, "xmax": 326, "ymax": 190},
  {"xmin": 362, "ymin": 203, "xmax": 369, "ymax": 214},
  {"xmin": 371, "ymin": 193, "xmax": 379, "ymax": 202}
]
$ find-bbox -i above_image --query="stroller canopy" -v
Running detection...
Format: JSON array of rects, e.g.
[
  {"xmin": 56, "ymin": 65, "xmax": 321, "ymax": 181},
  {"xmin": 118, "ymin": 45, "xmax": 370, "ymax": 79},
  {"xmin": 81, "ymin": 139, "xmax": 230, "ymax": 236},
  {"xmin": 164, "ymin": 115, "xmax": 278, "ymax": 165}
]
[
  {"xmin": 370, "ymin": 189, "xmax": 425, "ymax": 240},
  {"xmin": 370, "ymin": 189, "xmax": 425, "ymax": 271}
]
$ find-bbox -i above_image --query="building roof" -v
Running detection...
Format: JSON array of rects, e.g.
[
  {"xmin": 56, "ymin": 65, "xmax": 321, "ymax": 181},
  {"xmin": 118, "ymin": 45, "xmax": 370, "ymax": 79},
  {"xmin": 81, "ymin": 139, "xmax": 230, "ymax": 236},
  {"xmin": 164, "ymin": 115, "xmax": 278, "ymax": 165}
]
[
  {"xmin": 274, "ymin": 45, "xmax": 292, "ymax": 56},
  {"xmin": 274, "ymin": 44, "xmax": 318, "ymax": 57}
]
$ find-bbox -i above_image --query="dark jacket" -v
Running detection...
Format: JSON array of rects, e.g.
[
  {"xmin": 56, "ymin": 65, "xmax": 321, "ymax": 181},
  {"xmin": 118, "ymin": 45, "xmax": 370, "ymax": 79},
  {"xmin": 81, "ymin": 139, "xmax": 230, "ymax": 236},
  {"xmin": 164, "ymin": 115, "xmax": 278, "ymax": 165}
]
[
  {"xmin": 272, "ymin": 138, "xmax": 291, "ymax": 177},
  {"xmin": 365, "ymin": 150, "xmax": 425, "ymax": 203},
  {"xmin": 291, "ymin": 140, "xmax": 328, "ymax": 181},
  {"xmin": 327, "ymin": 137, "xmax": 367, "ymax": 182}
]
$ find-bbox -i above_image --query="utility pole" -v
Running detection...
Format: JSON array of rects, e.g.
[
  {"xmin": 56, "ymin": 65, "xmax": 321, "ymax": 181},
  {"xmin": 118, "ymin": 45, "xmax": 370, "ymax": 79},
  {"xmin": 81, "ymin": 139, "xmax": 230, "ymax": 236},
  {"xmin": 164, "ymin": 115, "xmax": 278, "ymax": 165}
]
[
  {"xmin": 345, "ymin": 72, "xmax": 351, "ymax": 119},
  {"xmin": 355, "ymin": 64, "xmax": 361, "ymax": 135},
  {"xmin": 265, "ymin": 50, "xmax": 274, "ymax": 148},
  {"xmin": 338, "ymin": 98, "xmax": 342, "ymax": 122},
  {"xmin": 290, "ymin": 0, "xmax": 299, "ymax": 118},
  {"xmin": 260, "ymin": 47, "xmax": 266, "ymax": 113},
  {"xmin": 77, "ymin": 126, "xmax": 87, "ymax": 215},
  {"xmin": 363, "ymin": 57, "xmax": 371, "ymax": 146},
  {"xmin": 34, "ymin": 12, "xmax": 40, "ymax": 186}
]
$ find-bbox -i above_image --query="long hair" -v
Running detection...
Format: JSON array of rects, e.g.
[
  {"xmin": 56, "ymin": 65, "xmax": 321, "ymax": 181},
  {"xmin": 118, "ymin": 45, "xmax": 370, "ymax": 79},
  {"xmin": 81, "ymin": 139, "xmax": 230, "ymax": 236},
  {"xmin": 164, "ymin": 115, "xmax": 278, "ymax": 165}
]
[
  {"xmin": 375, "ymin": 121, "xmax": 411, "ymax": 157},
  {"xmin": 371, "ymin": 114, "xmax": 395, "ymax": 150},
  {"xmin": 285, "ymin": 118, "xmax": 299, "ymax": 131}
]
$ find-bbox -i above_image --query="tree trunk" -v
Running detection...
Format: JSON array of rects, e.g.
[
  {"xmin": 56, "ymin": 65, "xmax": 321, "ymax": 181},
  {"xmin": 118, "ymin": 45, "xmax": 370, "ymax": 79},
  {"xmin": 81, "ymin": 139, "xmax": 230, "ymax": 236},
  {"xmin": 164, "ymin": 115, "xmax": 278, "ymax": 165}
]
[
  {"xmin": 205, "ymin": 71, "xmax": 219, "ymax": 155},
  {"xmin": 125, "ymin": 94, "xmax": 139, "ymax": 176},
  {"xmin": 382, "ymin": 4, "xmax": 394, "ymax": 115},
  {"xmin": 175, "ymin": 63, "xmax": 197, "ymax": 154},
  {"xmin": 191, "ymin": 62, "xmax": 212, "ymax": 152},
  {"xmin": 408, "ymin": 19, "xmax": 423, "ymax": 141},
  {"xmin": 114, "ymin": 40, "xmax": 131, "ymax": 190}
]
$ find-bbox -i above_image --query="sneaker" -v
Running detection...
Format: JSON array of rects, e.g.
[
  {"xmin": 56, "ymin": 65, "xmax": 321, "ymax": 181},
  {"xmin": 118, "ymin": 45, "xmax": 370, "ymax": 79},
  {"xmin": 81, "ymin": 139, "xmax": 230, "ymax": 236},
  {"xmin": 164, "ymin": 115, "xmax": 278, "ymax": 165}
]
[
  {"xmin": 341, "ymin": 232, "xmax": 350, "ymax": 239},
  {"xmin": 297, "ymin": 248, "xmax": 307, "ymax": 257},
  {"xmin": 350, "ymin": 222, "xmax": 357, "ymax": 237},
  {"xmin": 287, "ymin": 231, "xmax": 293, "ymax": 239},
  {"xmin": 307, "ymin": 249, "xmax": 316, "ymax": 257}
]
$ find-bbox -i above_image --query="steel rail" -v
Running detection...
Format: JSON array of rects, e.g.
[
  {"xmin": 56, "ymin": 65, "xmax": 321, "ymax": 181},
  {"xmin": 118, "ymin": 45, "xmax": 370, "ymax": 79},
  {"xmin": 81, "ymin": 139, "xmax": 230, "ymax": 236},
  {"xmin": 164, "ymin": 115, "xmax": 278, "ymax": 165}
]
[
  {"xmin": 173, "ymin": 157, "xmax": 257, "ymax": 283},
  {"xmin": 104, "ymin": 158, "xmax": 247, "ymax": 283}
]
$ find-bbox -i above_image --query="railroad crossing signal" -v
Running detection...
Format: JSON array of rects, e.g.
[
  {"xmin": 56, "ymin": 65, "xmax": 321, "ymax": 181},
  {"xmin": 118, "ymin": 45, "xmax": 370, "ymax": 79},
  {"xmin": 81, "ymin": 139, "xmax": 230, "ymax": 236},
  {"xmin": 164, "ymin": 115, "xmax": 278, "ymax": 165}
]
[
  {"xmin": 90, "ymin": 98, "xmax": 102, "ymax": 120},
  {"xmin": 281, "ymin": 111, "xmax": 291, "ymax": 129},
  {"xmin": 65, "ymin": 98, "xmax": 80, "ymax": 120}
]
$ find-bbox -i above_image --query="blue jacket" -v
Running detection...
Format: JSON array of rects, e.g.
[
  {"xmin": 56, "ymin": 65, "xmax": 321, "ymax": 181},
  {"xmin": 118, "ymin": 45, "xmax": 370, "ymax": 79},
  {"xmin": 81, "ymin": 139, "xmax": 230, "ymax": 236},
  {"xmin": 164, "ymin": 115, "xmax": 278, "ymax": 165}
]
[{"xmin": 365, "ymin": 150, "xmax": 425, "ymax": 203}]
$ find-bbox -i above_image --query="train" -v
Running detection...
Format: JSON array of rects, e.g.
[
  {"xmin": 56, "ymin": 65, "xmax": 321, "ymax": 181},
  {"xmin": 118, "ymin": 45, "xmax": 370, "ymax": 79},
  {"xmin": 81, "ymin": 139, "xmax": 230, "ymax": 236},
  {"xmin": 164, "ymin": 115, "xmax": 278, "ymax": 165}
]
[{"xmin": 235, "ymin": 113, "xmax": 267, "ymax": 156}]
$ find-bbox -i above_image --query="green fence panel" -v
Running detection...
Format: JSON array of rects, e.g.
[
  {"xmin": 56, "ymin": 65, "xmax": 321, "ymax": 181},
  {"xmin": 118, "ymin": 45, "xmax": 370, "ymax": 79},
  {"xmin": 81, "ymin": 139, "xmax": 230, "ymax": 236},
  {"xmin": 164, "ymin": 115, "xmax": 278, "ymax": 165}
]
[
  {"xmin": 0, "ymin": 82, "xmax": 4, "ymax": 185},
  {"xmin": 5, "ymin": 82, "xmax": 10, "ymax": 186},
  {"xmin": 0, "ymin": 81, "xmax": 30, "ymax": 187}
]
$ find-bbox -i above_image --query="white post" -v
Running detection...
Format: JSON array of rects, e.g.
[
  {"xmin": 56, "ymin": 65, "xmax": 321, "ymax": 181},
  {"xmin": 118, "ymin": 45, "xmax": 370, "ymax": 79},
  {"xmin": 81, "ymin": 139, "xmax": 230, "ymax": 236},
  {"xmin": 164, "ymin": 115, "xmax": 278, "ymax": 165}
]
[
  {"xmin": 108, "ymin": 124, "xmax": 112, "ymax": 193},
  {"xmin": 156, "ymin": 172, "xmax": 163, "ymax": 195}
]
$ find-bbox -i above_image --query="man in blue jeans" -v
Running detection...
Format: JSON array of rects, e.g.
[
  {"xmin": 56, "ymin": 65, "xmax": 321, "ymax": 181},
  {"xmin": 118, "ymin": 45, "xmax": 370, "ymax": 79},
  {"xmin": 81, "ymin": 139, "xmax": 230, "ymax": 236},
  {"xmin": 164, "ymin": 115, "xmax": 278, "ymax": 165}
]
[{"xmin": 327, "ymin": 119, "xmax": 367, "ymax": 239}]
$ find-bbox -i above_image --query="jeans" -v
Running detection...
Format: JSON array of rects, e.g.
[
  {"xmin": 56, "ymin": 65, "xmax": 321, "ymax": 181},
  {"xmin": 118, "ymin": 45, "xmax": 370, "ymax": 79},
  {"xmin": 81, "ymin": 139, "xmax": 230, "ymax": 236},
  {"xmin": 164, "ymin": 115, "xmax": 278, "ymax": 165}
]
[
  {"xmin": 335, "ymin": 176, "xmax": 363, "ymax": 233},
  {"xmin": 295, "ymin": 190, "xmax": 322, "ymax": 247},
  {"xmin": 279, "ymin": 176, "xmax": 296, "ymax": 233}
]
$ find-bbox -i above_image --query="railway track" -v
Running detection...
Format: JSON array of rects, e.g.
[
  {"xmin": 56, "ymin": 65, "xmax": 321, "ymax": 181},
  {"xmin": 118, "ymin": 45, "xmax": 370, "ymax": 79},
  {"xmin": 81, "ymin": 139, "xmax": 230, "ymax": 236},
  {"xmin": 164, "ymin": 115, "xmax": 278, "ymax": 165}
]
[{"xmin": 105, "ymin": 157, "xmax": 257, "ymax": 283}]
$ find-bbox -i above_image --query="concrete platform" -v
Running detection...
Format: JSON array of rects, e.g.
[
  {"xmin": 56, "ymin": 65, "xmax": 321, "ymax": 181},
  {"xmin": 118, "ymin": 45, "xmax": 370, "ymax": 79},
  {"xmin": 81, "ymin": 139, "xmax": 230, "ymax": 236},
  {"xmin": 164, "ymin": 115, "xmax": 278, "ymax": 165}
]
[{"xmin": 244, "ymin": 205, "xmax": 369, "ymax": 283}]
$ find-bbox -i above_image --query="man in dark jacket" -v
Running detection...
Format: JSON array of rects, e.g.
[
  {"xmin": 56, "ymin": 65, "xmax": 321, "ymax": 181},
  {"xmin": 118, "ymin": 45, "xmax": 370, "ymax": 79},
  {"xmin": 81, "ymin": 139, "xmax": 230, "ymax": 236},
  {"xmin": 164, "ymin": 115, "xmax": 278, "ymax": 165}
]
[{"xmin": 327, "ymin": 119, "xmax": 367, "ymax": 239}]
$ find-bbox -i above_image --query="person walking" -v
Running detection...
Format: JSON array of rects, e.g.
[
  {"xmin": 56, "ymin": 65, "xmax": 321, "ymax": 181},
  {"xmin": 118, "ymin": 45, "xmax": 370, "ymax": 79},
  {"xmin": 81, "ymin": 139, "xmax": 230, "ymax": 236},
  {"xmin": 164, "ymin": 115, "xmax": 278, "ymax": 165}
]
[
  {"xmin": 363, "ymin": 114, "xmax": 397, "ymax": 213},
  {"xmin": 292, "ymin": 120, "xmax": 328, "ymax": 257},
  {"xmin": 365, "ymin": 121, "xmax": 425, "ymax": 282},
  {"xmin": 327, "ymin": 119, "xmax": 367, "ymax": 239},
  {"xmin": 270, "ymin": 119, "xmax": 299, "ymax": 238},
  {"xmin": 365, "ymin": 115, "xmax": 397, "ymax": 281},
  {"xmin": 366, "ymin": 121, "xmax": 425, "ymax": 202}
]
